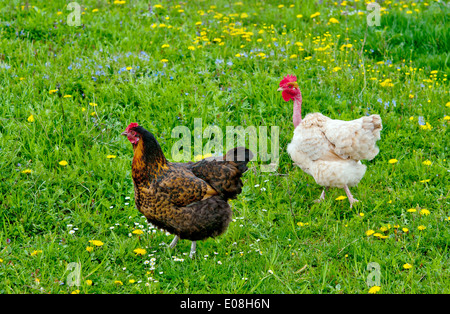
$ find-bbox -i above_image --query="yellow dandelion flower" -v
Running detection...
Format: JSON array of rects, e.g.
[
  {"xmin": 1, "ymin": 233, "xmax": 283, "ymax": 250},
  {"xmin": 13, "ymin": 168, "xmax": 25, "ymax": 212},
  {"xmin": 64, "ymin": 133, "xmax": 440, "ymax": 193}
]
[
  {"xmin": 21, "ymin": 169, "xmax": 32, "ymax": 174},
  {"xmin": 126, "ymin": 66, "xmax": 132, "ymax": 70},
  {"xmin": 403, "ymin": 263, "xmax": 412, "ymax": 269},
  {"xmin": 160, "ymin": 59, "xmax": 168, "ymax": 63},
  {"xmin": 335, "ymin": 196, "xmax": 347, "ymax": 201},
  {"xmin": 92, "ymin": 9, "xmax": 99, "ymax": 12},
  {"xmin": 420, "ymin": 209, "xmax": 430, "ymax": 216},
  {"xmin": 63, "ymin": 95, "xmax": 72, "ymax": 98},
  {"xmin": 419, "ymin": 179, "xmax": 430, "ymax": 183},
  {"xmin": 106, "ymin": 155, "xmax": 116, "ymax": 159},
  {"xmin": 366, "ymin": 230, "xmax": 375, "ymax": 236},
  {"xmin": 332, "ymin": 67, "xmax": 341, "ymax": 72},
  {"xmin": 89, "ymin": 240, "xmax": 104, "ymax": 247},
  {"xmin": 114, "ymin": 280, "xmax": 123, "ymax": 285},
  {"xmin": 422, "ymin": 160, "xmax": 432, "ymax": 166},
  {"xmin": 296, "ymin": 14, "xmax": 303, "ymax": 18},
  {"xmin": 409, "ymin": 94, "xmax": 414, "ymax": 99},
  {"xmin": 49, "ymin": 89, "xmax": 58, "ymax": 94},
  {"xmin": 310, "ymin": 12, "xmax": 320, "ymax": 19},
  {"xmin": 407, "ymin": 208, "xmax": 416, "ymax": 213},
  {"xmin": 86, "ymin": 280, "xmax": 93, "ymax": 286},
  {"xmin": 188, "ymin": 46, "xmax": 196, "ymax": 50},
  {"xmin": 30, "ymin": 250, "xmax": 43, "ymax": 256},
  {"xmin": 89, "ymin": 102, "xmax": 97, "ymax": 106},
  {"xmin": 329, "ymin": 18, "xmax": 339, "ymax": 24},
  {"xmin": 132, "ymin": 229, "xmax": 144, "ymax": 235},
  {"xmin": 86, "ymin": 246, "xmax": 94, "ymax": 252},
  {"xmin": 380, "ymin": 79, "xmax": 393, "ymax": 87},
  {"xmin": 340, "ymin": 44, "xmax": 353, "ymax": 50},
  {"xmin": 59, "ymin": 160, "xmax": 68, "ymax": 166},
  {"xmin": 289, "ymin": 54, "xmax": 298, "ymax": 59},
  {"xmin": 368, "ymin": 286, "xmax": 381, "ymax": 294},
  {"xmin": 194, "ymin": 153, "xmax": 212, "ymax": 161},
  {"xmin": 27, "ymin": 115, "xmax": 35, "ymax": 122},
  {"xmin": 402, "ymin": 228, "xmax": 409, "ymax": 233},
  {"xmin": 388, "ymin": 159, "xmax": 398, "ymax": 164},
  {"xmin": 418, "ymin": 225, "xmax": 426, "ymax": 231},
  {"xmin": 133, "ymin": 248, "xmax": 147, "ymax": 256},
  {"xmin": 419, "ymin": 122, "xmax": 433, "ymax": 130},
  {"xmin": 161, "ymin": 44, "xmax": 170, "ymax": 48}
]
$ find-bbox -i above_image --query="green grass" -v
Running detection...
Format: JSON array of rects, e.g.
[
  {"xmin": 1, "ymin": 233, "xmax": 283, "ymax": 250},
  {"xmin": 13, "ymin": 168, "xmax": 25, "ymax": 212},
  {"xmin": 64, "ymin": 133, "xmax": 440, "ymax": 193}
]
[{"xmin": 0, "ymin": 0, "xmax": 449, "ymax": 294}]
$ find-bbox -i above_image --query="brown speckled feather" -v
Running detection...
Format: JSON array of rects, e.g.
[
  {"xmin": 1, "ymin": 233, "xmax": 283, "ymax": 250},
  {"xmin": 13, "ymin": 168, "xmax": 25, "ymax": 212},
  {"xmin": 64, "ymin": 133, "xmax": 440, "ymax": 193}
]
[{"xmin": 127, "ymin": 126, "xmax": 252, "ymax": 241}]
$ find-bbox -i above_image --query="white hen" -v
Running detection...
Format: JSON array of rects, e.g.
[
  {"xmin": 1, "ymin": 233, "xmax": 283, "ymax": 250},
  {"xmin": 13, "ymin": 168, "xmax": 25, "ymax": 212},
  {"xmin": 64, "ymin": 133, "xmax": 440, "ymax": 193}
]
[{"xmin": 278, "ymin": 75, "xmax": 382, "ymax": 208}]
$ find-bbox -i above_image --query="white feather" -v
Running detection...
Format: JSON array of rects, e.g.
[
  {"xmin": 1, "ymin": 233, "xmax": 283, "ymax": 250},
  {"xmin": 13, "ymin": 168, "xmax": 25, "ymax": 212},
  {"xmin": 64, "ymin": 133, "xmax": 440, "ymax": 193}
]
[{"xmin": 287, "ymin": 113, "xmax": 382, "ymax": 188}]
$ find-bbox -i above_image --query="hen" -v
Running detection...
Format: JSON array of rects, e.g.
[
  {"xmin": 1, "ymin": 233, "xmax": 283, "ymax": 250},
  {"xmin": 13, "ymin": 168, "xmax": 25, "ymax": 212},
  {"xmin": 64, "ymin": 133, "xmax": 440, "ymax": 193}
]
[
  {"xmin": 122, "ymin": 123, "xmax": 253, "ymax": 257},
  {"xmin": 278, "ymin": 75, "xmax": 382, "ymax": 208}
]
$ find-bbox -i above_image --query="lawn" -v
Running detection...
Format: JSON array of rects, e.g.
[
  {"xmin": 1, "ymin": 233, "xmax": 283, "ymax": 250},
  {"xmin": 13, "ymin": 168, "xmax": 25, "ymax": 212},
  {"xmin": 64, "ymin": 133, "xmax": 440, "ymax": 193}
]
[{"xmin": 0, "ymin": 0, "xmax": 449, "ymax": 294}]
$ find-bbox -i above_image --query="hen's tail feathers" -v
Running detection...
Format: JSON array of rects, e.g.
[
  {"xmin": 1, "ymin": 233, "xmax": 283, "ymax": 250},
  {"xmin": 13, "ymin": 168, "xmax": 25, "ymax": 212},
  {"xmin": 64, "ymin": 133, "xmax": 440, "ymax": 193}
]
[
  {"xmin": 224, "ymin": 147, "xmax": 254, "ymax": 173},
  {"xmin": 360, "ymin": 114, "xmax": 382, "ymax": 160},
  {"xmin": 363, "ymin": 114, "xmax": 382, "ymax": 140}
]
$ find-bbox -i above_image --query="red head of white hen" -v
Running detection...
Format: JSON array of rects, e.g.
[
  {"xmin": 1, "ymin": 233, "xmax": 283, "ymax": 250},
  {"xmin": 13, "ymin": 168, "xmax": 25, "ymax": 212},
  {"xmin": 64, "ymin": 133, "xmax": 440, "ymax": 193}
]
[
  {"xmin": 278, "ymin": 75, "xmax": 302, "ymax": 102},
  {"xmin": 278, "ymin": 75, "xmax": 303, "ymax": 128}
]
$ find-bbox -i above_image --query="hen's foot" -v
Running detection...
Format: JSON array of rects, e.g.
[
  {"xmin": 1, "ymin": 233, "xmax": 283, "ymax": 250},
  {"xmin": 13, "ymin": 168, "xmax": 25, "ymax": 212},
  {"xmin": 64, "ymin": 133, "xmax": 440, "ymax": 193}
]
[
  {"xmin": 189, "ymin": 241, "xmax": 196, "ymax": 259},
  {"xmin": 314, "ymin": 188, "xmax": 328, "ymax": 203},
  {"xmin": 169, "ymin": 235, "xmax": 179, "ymax": 249},
  {"xmin": 343, "ymin": 185, "xmax": 359, "ymax": 208}
]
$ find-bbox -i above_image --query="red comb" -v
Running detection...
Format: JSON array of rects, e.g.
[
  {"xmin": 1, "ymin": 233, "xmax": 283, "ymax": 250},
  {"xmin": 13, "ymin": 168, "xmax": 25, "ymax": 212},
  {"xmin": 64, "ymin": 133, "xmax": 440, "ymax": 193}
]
[
  {"xmin": 279, "ymin": 75, "xmax": 297, "ymax": 88},
  {"xmin": 126, "ymin": 122, "xmax": 139, "ymax": 132}
]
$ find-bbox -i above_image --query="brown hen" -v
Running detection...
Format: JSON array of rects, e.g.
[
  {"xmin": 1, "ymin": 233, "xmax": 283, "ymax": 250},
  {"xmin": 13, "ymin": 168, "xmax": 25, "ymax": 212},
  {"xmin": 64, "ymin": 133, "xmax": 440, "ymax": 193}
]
[{"xmin": 122, "ymin": 123, "xmax": 253, "ymax": 258}]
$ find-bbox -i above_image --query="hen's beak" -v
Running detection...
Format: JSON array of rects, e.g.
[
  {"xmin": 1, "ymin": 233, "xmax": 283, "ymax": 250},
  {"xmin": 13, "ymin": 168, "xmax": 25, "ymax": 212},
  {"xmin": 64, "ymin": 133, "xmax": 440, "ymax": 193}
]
[
  {"xmin": 277, "ymin": 87, "xmax": 283, "ymax": 92},
  {"xmin": 121, "ymin": 131, "xmax": 127, "ymax": 136}
]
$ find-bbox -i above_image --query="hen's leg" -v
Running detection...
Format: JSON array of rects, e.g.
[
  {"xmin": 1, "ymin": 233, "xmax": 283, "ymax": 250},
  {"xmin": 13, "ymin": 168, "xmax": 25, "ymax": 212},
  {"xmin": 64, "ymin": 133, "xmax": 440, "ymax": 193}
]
[
  {"xmin": 314, "ymin": 187, "xmax": 329, "ymax": 203},
  {"xmin": 169, "ymin": 235, "xmax": 179, "ymax": 249},
  {"xmin": 189, "ymin": 241, "xmax": 196, "ymax": 259},
  {"xmin": 344, "ymin": 185, "xmax": 359, "ymax": 208}
]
